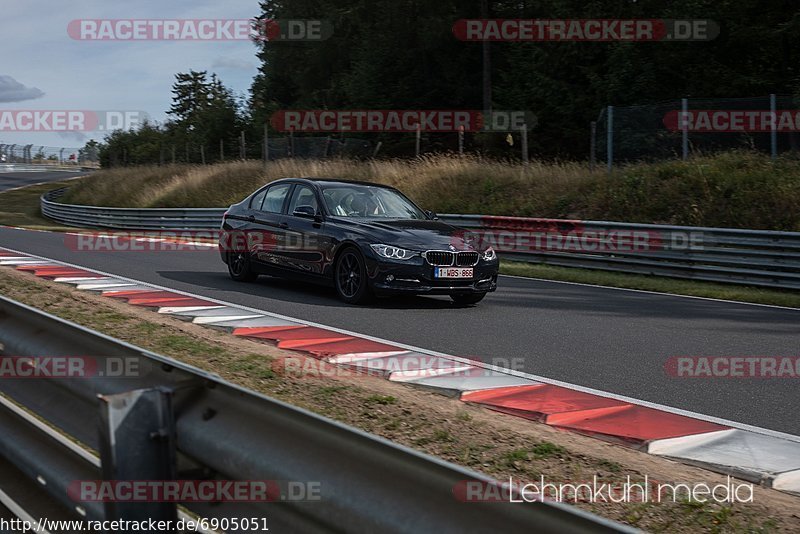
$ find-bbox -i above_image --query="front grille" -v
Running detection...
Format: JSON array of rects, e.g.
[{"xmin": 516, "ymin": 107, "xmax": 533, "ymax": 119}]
[
  {"xmin": 424, "ymin": 251, "xmax": 454, "ymax": 266},
  {"xmin": 456, "ymin": 252, "xmax": 479, "ymax": 266},
  {"xmin": 424, "ymin": 250, "xmax": 480, "ymax": 266}
]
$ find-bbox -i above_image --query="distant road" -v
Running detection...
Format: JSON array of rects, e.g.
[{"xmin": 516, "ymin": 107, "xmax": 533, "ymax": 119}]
[{"xmin": 0, "ymin": 170, "xmax": 86, "ymax": 193}]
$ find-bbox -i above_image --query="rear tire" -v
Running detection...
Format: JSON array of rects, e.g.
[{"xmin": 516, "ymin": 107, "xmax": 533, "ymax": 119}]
[
  {"xmin": 334, "ymin": 248, "xmax": 372, "ymax": 304},
  {"xmin": 450, "ymin": 293, "xmax": 486, "ymax": 306},
  {"xmin": 227, "ymin": 251, "xmax": 258, "ymax": 282}
]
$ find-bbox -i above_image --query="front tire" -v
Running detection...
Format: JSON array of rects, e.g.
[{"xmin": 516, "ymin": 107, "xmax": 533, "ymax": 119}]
[
  {"xmin": 450, "ymin": 293, "xmax": 486, "ymax": 306},
  {"xmin": 334, "ymin": 248, "xmax": 372, "ymax": 304},
  {"xmin": 227, "ymin": 251, "xmax": 258, "ymax": 282}
]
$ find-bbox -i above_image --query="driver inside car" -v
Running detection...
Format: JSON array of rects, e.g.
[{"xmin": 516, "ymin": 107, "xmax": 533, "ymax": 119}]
[{"xmin": 349, "ymin": 193, "xmax": 380, "ymax": 217}]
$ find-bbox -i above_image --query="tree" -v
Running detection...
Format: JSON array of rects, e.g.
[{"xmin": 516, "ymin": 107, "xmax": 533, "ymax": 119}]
[{"xmin": 167, "ymin": 71, "xmax": 242, "ymax": 161}]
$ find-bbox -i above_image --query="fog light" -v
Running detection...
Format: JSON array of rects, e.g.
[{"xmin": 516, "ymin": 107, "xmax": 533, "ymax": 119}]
[{"xmin": 385, "ymin": 274, "xmax": 395, "ymax": 283}]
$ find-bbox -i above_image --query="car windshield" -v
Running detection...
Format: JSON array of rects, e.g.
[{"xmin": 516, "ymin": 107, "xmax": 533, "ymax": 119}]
[{"xmin": 321, "ymin": 185, "xmax": 427, "ymax": 219}]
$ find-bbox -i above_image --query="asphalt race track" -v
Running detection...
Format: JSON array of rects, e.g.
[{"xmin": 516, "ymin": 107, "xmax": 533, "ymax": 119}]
[
  {"xmin": 0, "ymin": 170, "xmax": 84, "ymax": 193},
  {"xmin": 1, "ymin": 225, "xmax": 798, "ymax": 435}
]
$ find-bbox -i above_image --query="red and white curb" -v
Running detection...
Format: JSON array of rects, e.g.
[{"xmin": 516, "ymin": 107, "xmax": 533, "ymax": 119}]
[{"xmin": 1, "ymin": 246, "xmax": 799, "ymax": 496}]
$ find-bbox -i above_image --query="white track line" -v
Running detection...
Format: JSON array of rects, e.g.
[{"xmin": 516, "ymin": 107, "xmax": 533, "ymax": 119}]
[
  {"xmin": 3, "ymin": 246, "xmax": 800, "ymax": 445},
  {"xmin": 499, "ymin": 273, "xmax": 800, "ymax": 312}
]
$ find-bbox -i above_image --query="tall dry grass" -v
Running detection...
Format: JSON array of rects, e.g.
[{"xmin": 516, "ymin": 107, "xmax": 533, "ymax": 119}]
[{"xmin": 60, "ymin": 152, "xmax": 800, "ymax": 230}]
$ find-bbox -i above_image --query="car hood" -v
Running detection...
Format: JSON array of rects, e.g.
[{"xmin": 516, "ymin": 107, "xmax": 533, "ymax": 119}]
[{"xmin": 332, "ymin": 218, "xmax": 479, "ymax": 251}]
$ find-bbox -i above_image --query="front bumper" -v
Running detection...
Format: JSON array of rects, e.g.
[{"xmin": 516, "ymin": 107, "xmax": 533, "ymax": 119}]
[{"xmin": 366, "ymin": 255, "xmax": 499, "ymax": 296}]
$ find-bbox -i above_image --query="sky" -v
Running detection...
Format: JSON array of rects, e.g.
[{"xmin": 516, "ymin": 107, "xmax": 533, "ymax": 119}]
[{"xmin": 0, "ymin": 0, "xmax": 260, "ymax": 149}]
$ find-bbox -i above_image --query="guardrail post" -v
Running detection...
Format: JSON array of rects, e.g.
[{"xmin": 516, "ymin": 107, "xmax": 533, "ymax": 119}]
[{"xmin": 98, "ymin": 387, "xmax": 178, "ymax": 524}]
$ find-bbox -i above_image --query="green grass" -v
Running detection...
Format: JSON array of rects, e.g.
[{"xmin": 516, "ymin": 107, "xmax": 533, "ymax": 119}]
[
  {"xmin": 502, "ymin": 442, "xmax": 568, "ymax": 467},
  {"xmin": 0, "ymin": 180, "xmax": 86, "ymax": 230},
  {"xmin": 58, "ymin": 151, "xmax": 800, "ymax": 231},
  {"xmin": 365, "ymin": 394, "xmax": 397, "ymax": 405},
  {"xmin": 501, "ymin": 261, "xmax": 800, "ymax": 309}
]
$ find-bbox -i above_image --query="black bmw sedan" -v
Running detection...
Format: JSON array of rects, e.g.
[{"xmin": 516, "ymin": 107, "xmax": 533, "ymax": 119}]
[{"xmin": 219, "ymin": 178, "xmax": 498, "ymax": 305}]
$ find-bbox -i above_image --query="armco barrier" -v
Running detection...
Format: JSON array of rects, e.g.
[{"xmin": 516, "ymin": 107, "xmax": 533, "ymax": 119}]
[
  {"xmin": 0, "ymin": 296, "xmax": 628, "ymax": 532},
  {"xmin": 40, "ymin": 187, "xmax": 800, "ymax": 289},
  {"xmin": 41, "ymin": 188, "xmax": 226, "ymax": 230}
]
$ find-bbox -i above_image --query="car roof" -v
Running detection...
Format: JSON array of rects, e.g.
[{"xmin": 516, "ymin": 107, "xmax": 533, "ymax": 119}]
[{"xmin": 271, "ymin": 177, "xmax": 397, "ymax": 189}]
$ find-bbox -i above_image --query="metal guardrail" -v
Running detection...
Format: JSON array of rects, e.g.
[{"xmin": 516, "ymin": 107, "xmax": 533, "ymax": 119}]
[
  {"xmin": 0, "ymin": 296, "xmax": 625, "ymax": 532},
  {"xmin": 42, "ymin": 188, "xmax": 226, "ymax": 230},
  {"xmin": 40, "ymin": 188, "xmax": 800, "ymax": 289},
  {"xmin": 446, "ymin": 214, "xmax": 800, "ymax": 290}
]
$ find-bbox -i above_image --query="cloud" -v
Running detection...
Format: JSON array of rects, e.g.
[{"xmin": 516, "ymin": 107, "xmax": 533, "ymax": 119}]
[
  {"xmin": 0, "ymin": 75, "xmax": 45, "ymax": 103},
  {"xmin": 211, "ymin": 57, "xmax": 254, "ymax": 71}
]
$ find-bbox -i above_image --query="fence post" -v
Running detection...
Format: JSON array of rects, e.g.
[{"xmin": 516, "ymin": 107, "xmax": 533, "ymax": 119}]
[
  {"xmin": 200, "ymin": 145, "xmax": 206, "ymax": 165},
  {"xmin": 372, "ymin": 141, "xmax": 383, "ymax": 158},
  {"xmin": 415, "ymin": 124, "xmax": 421, "ymax": 157},
  {"xmin": 520, "ymin": 125, "xmax": 528, "ymax": 164},
  {"xmin": 681, "ymin": 98, "xmax": 689, "ymax": 161},
  {"xmin": 171, "ymin": 145, "xmax": 176, "ymax": 164},
  {"xmin": 59, "ymin": 148, "xmax": 65, "ymax": 165},
  {"xmin": 240, "ymin": 131, "xmax": 246, "ymax": 160},
  {"xmin": 589, "ymin": 121, "xmax": 596, "ymax": 172},
  {"xmin": 220, "ymin": 139, "xmax": 224, "ymax": 161},
  {"xmin": 289, "ymin": 131, "xmax": 295, "ymax": 158},
  {"xmin": 770, "ymin": 93, "xmax": 777, "ymax": 160},
  {"xmin": 458, "ymin": 125, "xmax": 464, "ymax": 155},
  {"xmin": 606, "ymin": 106, "xmax": 613, "ymax": 174}
]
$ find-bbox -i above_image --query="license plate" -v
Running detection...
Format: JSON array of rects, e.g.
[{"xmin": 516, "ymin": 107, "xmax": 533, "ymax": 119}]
[{"xmin": 434, "ymin": 267, "xmax": 473, "ymax": 279}]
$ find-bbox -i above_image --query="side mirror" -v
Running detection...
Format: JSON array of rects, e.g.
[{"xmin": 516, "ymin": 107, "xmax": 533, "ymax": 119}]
[
  {"xmin": 425, "ymin": 210, "xmax": 439, "ymax": 220},
  {"xmin": 293, "ymin": 205, "xmax": 318, "ymax": 219}
]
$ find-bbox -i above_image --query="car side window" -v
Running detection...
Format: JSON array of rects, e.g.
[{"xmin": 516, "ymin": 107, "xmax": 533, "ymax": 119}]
[
  {"xmin": 260, "ymin": 183, "xmax": 292, "ymax": 214},
  {"xmin": 287, "ymin": 185, "xmax": 319, "ymax": 215},
  {"xmin": 249, "ymin": 188, "xmax": 267, "ymax": 210}
]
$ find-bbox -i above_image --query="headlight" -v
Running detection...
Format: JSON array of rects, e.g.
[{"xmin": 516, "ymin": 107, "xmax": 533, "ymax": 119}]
[
  {"xmin": 482, "ymin": 247, "xmax": 497, "ymax": 261},
  {"xmin": 370, "ymin": 244, "xmax": 416, "ymax": 260}
]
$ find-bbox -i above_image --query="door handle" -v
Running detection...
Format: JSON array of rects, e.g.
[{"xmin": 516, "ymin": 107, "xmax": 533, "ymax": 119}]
[
  {"xmin": 279, "ymin": 222, "xmax": 289, "ymax": 229},
  {"xmin": 247, "ymin": 215, "xmax": 256, "ymax": 222}
]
